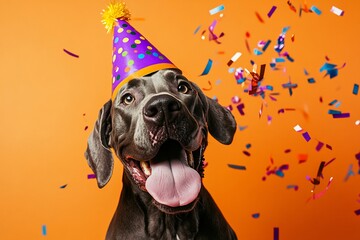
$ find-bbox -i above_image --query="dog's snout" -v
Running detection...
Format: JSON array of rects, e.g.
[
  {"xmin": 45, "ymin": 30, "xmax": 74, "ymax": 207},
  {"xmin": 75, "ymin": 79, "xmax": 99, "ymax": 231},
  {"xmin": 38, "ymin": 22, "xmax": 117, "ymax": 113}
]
[{"xmin": 143, "ymin": 95, "xmax": 181, "ymax": 125}]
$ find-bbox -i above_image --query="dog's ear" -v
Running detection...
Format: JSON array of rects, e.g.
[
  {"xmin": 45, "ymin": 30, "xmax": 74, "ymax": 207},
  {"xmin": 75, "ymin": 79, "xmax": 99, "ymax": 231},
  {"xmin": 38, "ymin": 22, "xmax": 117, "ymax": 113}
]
[
  {"xmin": 85, "ymin": 100, "xmax": 113, "ymax": 188},
  {"xmin": 191, "ymin": 82, "xmax": 236, "ymax": 145}
]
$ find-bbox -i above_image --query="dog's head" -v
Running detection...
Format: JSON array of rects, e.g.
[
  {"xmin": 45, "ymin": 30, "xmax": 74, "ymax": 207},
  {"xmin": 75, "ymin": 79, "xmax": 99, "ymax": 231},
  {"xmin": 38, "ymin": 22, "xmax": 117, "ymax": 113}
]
[{"xmin": 85, "ymin": 69, "xmax": 236, "ymax": 213}]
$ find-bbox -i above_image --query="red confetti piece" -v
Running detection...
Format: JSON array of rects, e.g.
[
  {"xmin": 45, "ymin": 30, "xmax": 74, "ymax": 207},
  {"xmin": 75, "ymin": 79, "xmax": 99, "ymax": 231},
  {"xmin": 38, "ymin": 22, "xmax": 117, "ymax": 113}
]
[
  {"xmin": 63, "ymin": 48, "xmax": 79, "ymax": 58},
  {"xmin": 291, "ymin": 34, "xmax": 295, "ymax": 42},
  {"xmin": 84, "ymin": 126, "xmax": 89, "ymax": 131},
  {"xmin": 243, "ymin": 150, "xmax": 251, "ymax": 157},
  {"xmin": 284, "ymin": 149, "xmax": 291, "ymax": 153},
  {"xmin": 202, "ymin": 80, "xmax": 212, "ymax": 91},
  {"xmin": 255, "ymin": 11, "xmax": 264, "ymax": 23},
  {"xmin": 298, "ymin": 154, "xmax": 308, "ymax": 164}
]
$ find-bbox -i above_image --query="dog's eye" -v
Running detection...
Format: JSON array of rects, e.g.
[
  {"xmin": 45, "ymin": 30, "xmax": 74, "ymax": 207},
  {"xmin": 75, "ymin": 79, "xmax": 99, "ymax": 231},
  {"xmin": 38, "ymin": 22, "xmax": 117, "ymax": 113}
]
[
  {"xmin": 122, "ymin": 93, "xmax": 135, "ymax": 105},
  {"xmin": 178, "ymin": 82, "xmax": 191, "ymax": 94}
]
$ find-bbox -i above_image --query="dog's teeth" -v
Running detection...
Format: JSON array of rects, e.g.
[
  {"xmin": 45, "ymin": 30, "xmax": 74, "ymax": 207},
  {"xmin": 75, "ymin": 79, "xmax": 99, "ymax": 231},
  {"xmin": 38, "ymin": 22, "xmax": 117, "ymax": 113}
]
[
  {"xmin": 187, "ymin": 151, "xmax": 194, "ymax": 168},
  {"xmin": 140, "ymin": 161, "xmax": 151, "ymax": 177}
]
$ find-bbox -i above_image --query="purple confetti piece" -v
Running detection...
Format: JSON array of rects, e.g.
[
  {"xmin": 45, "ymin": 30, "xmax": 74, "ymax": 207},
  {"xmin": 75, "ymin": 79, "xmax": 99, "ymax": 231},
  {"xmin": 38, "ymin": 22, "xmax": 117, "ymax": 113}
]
[
  {"xmin": 354, "ymin": 209, "xmax": 360, "ymax": 216},
  {"xmin": 315, "ymin": 141, "xmax": 324, "ymax": 151},
  {"xmin": 63, "ymin": 48, "xmax": 79, "ymax": 58},
  {"xmin": 302, "ymin": 132, "xmax": 311, "ymax": 142},
  {"xmin": 287, "ymin": 185, "xmax": 299, "ymax": 191},
  {"xmin": 237, "ymin": 103, "xmax": 245, "ymax": 115},
  {"xmin": 332, "ymin": 113, "xmax": 350, "ymax": 118},
  {"xmin": 267, "ymin": 6, "xmax": 277, "ymax": 18},
  {"xmin": 231, "ymin": 96, "xmax": 241, "ymax": 104},
  {"xmin": 274, "ymin": 227, "xmax": 279, "ymax": 240},
  {"xmin": 356, "ymin": 152, "xmax": 360, "ymax": 161},
  {"xmin": 87, "ymin": 174, "xmax": 96, "ymax": 179}
]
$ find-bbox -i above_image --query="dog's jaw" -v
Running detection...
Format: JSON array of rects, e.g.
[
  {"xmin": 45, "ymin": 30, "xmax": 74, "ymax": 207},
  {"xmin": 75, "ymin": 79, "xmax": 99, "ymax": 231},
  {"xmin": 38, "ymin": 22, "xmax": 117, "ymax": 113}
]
[{"xmin": 121, "ymin": 137, "xmax": 207, "ymax": 213}]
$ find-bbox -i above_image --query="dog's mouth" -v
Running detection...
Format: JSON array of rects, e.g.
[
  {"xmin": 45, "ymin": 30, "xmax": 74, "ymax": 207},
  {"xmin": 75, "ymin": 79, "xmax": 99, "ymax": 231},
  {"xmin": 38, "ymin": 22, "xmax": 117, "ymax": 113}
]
[{"xmin": 124, "ymin": 139, "xmax": 205, "ymax": 213}]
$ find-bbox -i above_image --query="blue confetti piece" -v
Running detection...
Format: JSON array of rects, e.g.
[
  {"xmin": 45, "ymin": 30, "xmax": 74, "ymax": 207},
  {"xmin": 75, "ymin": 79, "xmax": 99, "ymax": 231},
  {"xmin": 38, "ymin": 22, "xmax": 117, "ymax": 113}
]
[
  {"xmin": 238, "ymin": 125, "xmax": 248, "ymax": 131},
  {"xmin": 194, "ymin": 25, "xmax": 201, "ymax": 34},
  {"xmin": 275, "ymin": 57, "xmax": 285, "ymax": 63},
  {"xmin": 228, "ymin": 67, "xmax": 235, "ymax": 73},
  {"xmin": 353, "ymin": 84, "xmax": 359, "ymax": 95},
  {"xmin": 282, "ymin": 26, "xmax": 290, "ymax": 34},
  {"xmin": 302, "ymin": 132, "xmax": 311, "ymax": 142},
  {"xmin": 310, "ymin": 5, "xmax": 322, "ymax": 15},
  {"xmin": 200, "ymin": 59, "xmax": 213, "ymax": 76},
  {"xmin": 275, "ymin": 170, "xmax": 284, "ymax": 177},
  {"xmin": 304, "ymin": 69, "xmax": 309, "ymax": 75},
  {"xmin": 246, "ymin": 143, "xmax": 252, "ymax": 149},
  {"xmin": 307, "ymin": 78, "xmax": 315, "ymax": 83},
  {"xmin": 60, "ymin": 184, "xmax": 67, "ymax": 189},
  {"xmin": 329, "ymin": 99, "xmax": 338, "ymax": 106},
  {"xmin": 252, "ymin": 213, "xmax": 260, "ymax": 218},
  {"xmin": 320, "ymin": 62, "xmax": 337, "ymax": 72},
  {"xmin": 327, "ymin": 68, "xmax": 338, "ymax": 78},
  {"xmin": 42, "ymin": 225, "xmax": 47, "ymax": 236},
  {"xmin": 254, "ymin": 48, "xmax": 263, "ymax": 55},
  {"xmin": 262, "ymin": 40, "xmax": 271, "ymax": 51},
  {"xmin": 209, "ymin": 4, "xmax": 225, "ymax": 15}
]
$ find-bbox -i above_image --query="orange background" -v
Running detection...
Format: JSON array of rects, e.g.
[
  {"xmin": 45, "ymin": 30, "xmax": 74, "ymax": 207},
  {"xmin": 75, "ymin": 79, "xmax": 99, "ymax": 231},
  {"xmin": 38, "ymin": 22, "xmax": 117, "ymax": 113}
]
[{"xmin": 1, "ymin": 0, "xmax": 359, "ymax": 239}]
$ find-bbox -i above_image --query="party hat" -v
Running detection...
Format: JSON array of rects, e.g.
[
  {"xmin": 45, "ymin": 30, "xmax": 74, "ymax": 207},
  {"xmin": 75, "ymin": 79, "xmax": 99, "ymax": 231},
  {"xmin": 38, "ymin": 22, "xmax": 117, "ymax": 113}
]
[{"xmin": 102, "ymin": 2, "xmax": 177, "ymax": 100}]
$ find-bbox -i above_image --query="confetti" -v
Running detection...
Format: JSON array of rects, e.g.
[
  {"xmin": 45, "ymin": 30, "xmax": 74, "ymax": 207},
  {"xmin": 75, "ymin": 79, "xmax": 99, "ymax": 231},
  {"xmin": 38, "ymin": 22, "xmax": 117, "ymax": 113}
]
[
  {"xmin": 287, "ymin": 1, "xmax": 296, "ymax": 12},
  {"xmin": 84, "ymin": 126, "xmax": 89, "ymax": 131},
  {"xmin": 60, "ymin": 184, "xmax": 68, "ymax": 189},
  {"xmin": 282, "ymin": 80, "xmax": 298, "ymax": 96},
  {"xmin": 87, "ymin": 173, "xmax": 96, "ymax": 179},
  {"xmin": 320, "ymin": 62, "xmax": 342, "ymax": 79},
  {"xmin": 243, "ymin": 150, "xmax": 251, "ymax": 157},
  {"xmin": 227, "ymin": 52, "xmax": 242, "ymax": 67},
  {"xmin": 63, "ymin": 48, "xmax": 79, "ymax": 58},
  {"xmin": 284, "ymin": 149, "xmax": 291, "ymax": 153},
  {"xmin": 42, "ymin": 225, "xmax": 47, "ymax": 236},
  {"xmin": 200, "ymin": 59, "xmax": 213, "ymax": 76},
  {"xmin": 274, "ymin": 227, "xmax": 279, "ymax": 240},
  {"xmin": 194, "ymin": 25, "xmax": 201, "ymax": 34},
  {"xmin": 246, "ymin": 143, "xmax": 252, "ymax": 149},
  {"xmin": 332, "ymin": 113, "xmax": 350, "ymax": 118},
  {"xmin": 228, "ymin": 164, "xmax": 246, "ymax": 170},
  {"xmin": 209, "ymin": 4, "xmax": 225, "ymax": 15},
  {"xmin": 293, "ymin": 124, "xmax": 302, "ymax": 132},
  {"xmin": 309, "ymin": 177, "xmax": 334, "ymax": 200},
  {"xmin": 354, "ymin": 209, "xmax": 360, "ymax": 216},
  {"xmin": 255, "ymin": 11, "xmax": 264, "ymax": 23},
  {"xmin": 208, "ymin": 20, "xmax": 224, "ymax": 44},
  {"xmin": 344, "ymin": 164, "xmax": 355, "ymax": 181},
  {"xmin": 315, "ymin": 141, "xmax": 324, "ymax": 151},
  {"xmin": 298, "ymin": 154, "xmax": 308, "ymax": 164},
  {"xmin": 236, "ymin": 103, "xmax": 245, "ymax": 115},
  {"xmin": 202, "ymin": 80, "xmax": 212, "ymax": 91},
  {"xmin": 353, "ymin": 84, "xmax": 359, "ymax": 95},
  {"xmin": 330, "ymin": 6, "xmax": 344, "ymax": 16},
  {"xmin": 308, "ymin": 78, "xmax": 315, "ymax": 83},
  {"xmin": 252, "ymin": 213, "xmax": 260, "ymax": 218},
  {"xmin": 238, "ymin": 125, "xmax": 248, "ymax": 131},
  {"xmin": 310, "ymin": 5, "xmax": 322, "ymax": 15},
  {"xmin": 267, "ymin": 6, "xmax": 277, "ymax": 18},
  {"xmin": 231, "ymin": 96, "xmax": 241, "ymax": 104},
  {"xmin": 291, "ymin": 34, "xmax": 295, "ymax": 42},
  {"xmin": 356, "ymin": 120, "xmax": 360, "ymax": 125},
  {"xmin": 287, "ymin": 185, "xmax": 299, "ymax": 191},
  {"xmin": 302, "ymin": 132, "xmax": 311, "ymax": 142}
]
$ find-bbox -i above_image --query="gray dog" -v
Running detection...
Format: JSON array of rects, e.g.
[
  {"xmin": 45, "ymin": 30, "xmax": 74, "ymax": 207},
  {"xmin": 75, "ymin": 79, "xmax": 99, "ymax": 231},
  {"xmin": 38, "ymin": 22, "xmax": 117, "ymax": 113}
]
[{"xmin": 85, "ymin": 69, "xmax": 237, "ymax": 239}]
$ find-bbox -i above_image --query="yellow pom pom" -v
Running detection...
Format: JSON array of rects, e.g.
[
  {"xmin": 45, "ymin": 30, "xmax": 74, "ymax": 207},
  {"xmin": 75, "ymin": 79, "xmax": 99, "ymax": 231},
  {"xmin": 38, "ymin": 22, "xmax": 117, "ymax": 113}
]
[{"xmin": 101, "ymin": 2, "xmax": 131, "ymax": 33}]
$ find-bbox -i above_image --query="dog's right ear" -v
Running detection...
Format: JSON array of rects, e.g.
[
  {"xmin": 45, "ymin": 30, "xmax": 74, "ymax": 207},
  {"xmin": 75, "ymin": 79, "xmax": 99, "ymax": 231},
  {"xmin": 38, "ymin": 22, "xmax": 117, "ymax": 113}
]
[{"xmin": 85, "ymin": 100, "xmax": 113, "ymax": 188}]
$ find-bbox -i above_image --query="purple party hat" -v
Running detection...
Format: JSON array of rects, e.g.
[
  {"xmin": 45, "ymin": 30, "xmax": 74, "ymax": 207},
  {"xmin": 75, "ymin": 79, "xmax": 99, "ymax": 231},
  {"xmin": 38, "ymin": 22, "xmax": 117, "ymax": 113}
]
[{"xmin": 102, "ymin": 2, "xmax": 177, "ymax": 100}]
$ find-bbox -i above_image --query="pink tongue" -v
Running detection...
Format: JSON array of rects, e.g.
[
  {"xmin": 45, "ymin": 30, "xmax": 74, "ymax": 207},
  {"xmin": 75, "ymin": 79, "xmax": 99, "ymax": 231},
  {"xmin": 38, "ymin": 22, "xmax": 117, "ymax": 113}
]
[{"xmin": 145, "ymin": 149, "xmax": 201, "ymax": 207}]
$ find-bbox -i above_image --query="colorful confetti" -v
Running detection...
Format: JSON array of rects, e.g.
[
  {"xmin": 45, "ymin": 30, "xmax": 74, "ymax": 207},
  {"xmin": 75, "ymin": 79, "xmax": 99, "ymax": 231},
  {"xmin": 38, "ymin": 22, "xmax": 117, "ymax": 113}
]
[
  {"xmin": 87, "ymin": 173, "xmax": 96, "ymax": 179},
  {"xmin": 255, "ymin": 11, "xmax": 264, "ymax": 23},
  {"xmin": 353, "ymin": 84, "xmax": 359, "ymax": 95},
  {"xmin": 287, "ymin": 185, "xmax": 299, "ymax": 191},
  {"xmin": 227, "ymin": 52, "xmax": 242, "ymax": 67},
  {"xmin": 330, "ymin": 6, "xmax": 344, "ymax": 16},
  {"xmin": 228, "ymin": 164, "xmax": 246, "ymax": 170},
  {"xmin": 42, "ymin": 225, "xmax": 47, "ymax": 236},
  {"xmin": 209, "ymin": 4, "xmax": 225, "ymax": 15},
  {"xmin": 310, "ymin": 5, "xmax": 322, "ymax": 15},
  {"xmin": 274, "ymin": 227, "xmax": 279, "ymax": 240},
  {"xmin": 267, "ymin": 6, "xmax": 277, "ymax": 18},
  {"xmin": 60, "ymin": 184, "xmax": 68, "ymax": 189},
  {"xmin": 63, "ymin": 48, "xmax": 79, "ymax": 58},
  {"xmin": 354, "ymin": 209, "xmax": 360, "ymax": 216},
  {"xmin": 200, "ymin": 59, "xmax": 213, "ymax": 76},
  {"xmin": 252, "ymin": 213, "xmax": 260, "ymax": 218}
]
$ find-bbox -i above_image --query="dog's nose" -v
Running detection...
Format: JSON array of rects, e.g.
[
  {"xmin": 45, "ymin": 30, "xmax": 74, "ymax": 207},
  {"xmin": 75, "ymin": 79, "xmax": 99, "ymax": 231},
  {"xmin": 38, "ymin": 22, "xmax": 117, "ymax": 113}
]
[{"xmin": 143, "ymin": 95, "xmax": 181, "ymax": 125}]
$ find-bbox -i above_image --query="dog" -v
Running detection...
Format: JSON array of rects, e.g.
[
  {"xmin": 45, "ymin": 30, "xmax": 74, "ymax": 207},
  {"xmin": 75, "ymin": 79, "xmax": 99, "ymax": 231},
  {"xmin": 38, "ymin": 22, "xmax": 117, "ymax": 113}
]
[{"xmin": 85, "ymin": 69, "xmax": 237, "ymax": 239}]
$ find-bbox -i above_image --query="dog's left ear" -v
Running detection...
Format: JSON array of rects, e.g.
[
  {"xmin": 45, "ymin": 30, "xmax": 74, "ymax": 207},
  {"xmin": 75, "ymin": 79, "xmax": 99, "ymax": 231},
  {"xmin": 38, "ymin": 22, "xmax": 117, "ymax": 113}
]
[
  {"xmin": 191, "ymin": 82, "xmax": 236, "ymax": 144},
  {"xmin": 85, "ymin": 100, "xmax": 113, "ymax": 188}
]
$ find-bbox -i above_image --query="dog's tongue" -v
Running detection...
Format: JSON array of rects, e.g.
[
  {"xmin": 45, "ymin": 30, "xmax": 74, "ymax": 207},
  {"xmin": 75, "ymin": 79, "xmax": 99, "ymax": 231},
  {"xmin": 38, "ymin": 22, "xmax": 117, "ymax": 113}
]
[{"xmin": 145, "ymin": 147, "xmax": 201, "ymax": 207}]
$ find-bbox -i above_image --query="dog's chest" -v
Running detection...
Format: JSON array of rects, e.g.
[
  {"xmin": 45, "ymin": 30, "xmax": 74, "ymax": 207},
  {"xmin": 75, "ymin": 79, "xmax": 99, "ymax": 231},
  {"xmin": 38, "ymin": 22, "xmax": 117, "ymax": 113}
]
[{"xmin": 146, "ymin": 210, "xmax": 199, "ymax": 240}]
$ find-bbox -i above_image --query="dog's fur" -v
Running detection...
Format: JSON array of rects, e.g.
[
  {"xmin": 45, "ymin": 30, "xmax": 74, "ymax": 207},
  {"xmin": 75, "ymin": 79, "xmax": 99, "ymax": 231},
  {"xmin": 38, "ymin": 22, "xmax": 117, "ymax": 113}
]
[{"xmin": 85, "ymin": 69, "xmax": 237, "ymax": 239}]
